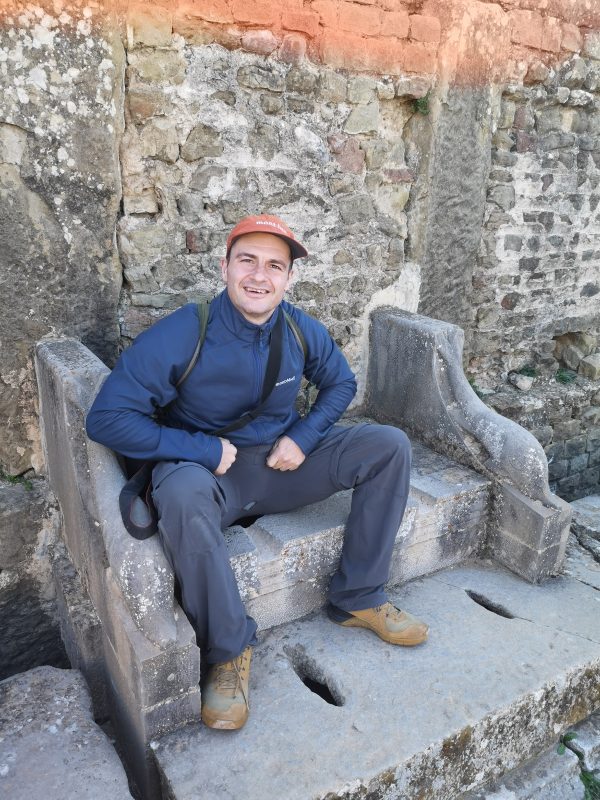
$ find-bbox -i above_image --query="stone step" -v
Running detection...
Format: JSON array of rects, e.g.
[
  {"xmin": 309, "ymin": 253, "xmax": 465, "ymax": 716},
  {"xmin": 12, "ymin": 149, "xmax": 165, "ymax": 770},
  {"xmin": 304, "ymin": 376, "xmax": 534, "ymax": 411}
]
[
  {"xmin": 224, "ymin": 439, "xmax": 491, "ymax": 631},
  {"xmin": 458, "ymin": 708, "xmax": 600, "ymax": 799},
  {"xmin": 0, "ymin": 666, "xmax": 133, "ymax": 799},
  {"xmin": 153, "ymin": 548, "xmax": 600, "ymax": 800}
]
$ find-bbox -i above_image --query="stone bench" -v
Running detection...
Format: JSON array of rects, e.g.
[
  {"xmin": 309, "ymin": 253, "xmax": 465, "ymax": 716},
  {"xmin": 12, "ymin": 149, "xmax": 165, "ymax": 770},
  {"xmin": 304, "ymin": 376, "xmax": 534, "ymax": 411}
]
[{"xmin": 34, "ymin": 309, "xmax": 570, "ymax": 798}]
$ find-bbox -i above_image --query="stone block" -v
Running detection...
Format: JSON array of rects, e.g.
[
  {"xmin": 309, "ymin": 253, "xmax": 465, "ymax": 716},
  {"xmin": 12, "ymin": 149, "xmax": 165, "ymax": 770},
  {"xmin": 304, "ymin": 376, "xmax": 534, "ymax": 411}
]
[
  {"xmin": 583, "ymin": 32, "xmax": 600, "ymax": 60},
  {"xmin": 128, "ymin": 6, "xmax": 172, "ymax": 48},
  {"xmin": 509, "ymin": 9, "xmax": 543, "ymax": 49},
  {"xmin": 241, "ymin": 30, "xmax": 278, "ymax": 55},
  {"xmin": 338, "ymin": 2, "xmax": 382, "ymax": 36},
  {"xmin": 381, "ymin": 10, "xmax": 409, "ymax": 39},
  {"xmin": 282, "ymin": 10, "xmax": 319, "ymax": 39},
  {"xmin": 128, "ymin": 50, "xmax": 187, "ymax": 84},
  {"xmin": 579, "ymin": 354, "xmax": 600, "ymax": 380},
  {"xmin": 554, "ymin": 419, "xmax": 581, "ymax": 439},
  {"xmin": 343, "ymin": 101, "xmax": 379, "ymax": 134},
  {"xmin": 582, "ymin": 406, "xmax": 600, "ymax": 426},
  {"xmin": 318, "ymin": 70, "xmax": 347, "ymax": 103},
  {"xmin": 181, "ymin": 123, "xmax": 223, "ymax": 161},
  {"xmin": 562, "ymin": 344, "xmax": 584, "ymax": 370},
  {"xmin": 338, "ymin": 193, "xmax": 375, "ymax": 223},
  {"xmin": 562, "ymin": 23, "xmax": 582, "ymax": 53},
  {"xmin": 0, "ymin": 667, "xmax": 133, "ymax": 799},
  {"xmin": 581, "ymin": 467, "xmax": 600, "ymax": 487},
  {"xmin": 237, "ymin": 64, "xmax": 285, "ymax": 92},
  {"xmin": 541, "ymin": 17, "xmax": 562, "ymax": 53},
  {"xmin": 569, "ymin": 452, "xmax": 589, "ymax": 473},
  {"xmin": 409, "ymin": 14, "xmax": 441, "ymax": 43},
  {"xmin": 100, "ymin": 568, "xmax": 199, "ymax": 710},
  {"xmin": 548, "ymin": 459, "xmax": 568, "ymax": 481},
  {"xmin": 51, "ymin": 541, "xmax": 107, "ymax": 718},
  {"xmin": 565, "ymin": 435, "xmax": 588, "ymax": 458},
  {"xmin": 278, "ymin": 34, "xmax": 307, "ymax": 64}
]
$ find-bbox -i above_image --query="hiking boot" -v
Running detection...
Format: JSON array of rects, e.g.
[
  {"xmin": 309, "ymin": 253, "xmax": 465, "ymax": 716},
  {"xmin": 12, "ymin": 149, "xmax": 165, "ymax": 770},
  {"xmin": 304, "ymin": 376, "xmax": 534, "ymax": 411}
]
[
  {"xmin": 327, "ymin": 602, "xmax": 428, "ymax": 646},
  {"xmin": 201, "ymin": 646, "xmax": 252, "ymax": 730}
]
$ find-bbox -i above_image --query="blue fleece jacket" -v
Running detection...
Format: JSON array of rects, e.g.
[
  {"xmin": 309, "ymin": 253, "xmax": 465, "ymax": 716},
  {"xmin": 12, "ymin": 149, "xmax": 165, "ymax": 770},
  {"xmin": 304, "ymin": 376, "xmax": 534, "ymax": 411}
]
[{"xmin": 85, "ymin": 290, "xmax": 357, "ymax": 472}]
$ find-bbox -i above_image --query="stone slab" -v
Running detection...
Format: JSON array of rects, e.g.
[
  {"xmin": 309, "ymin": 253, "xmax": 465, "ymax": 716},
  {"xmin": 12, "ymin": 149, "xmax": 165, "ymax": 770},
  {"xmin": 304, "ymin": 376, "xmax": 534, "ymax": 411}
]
[
  {"xmin": 155, "ymin": 560, "xmax": 600, "ymax": 800},
  {"xmin": 571, "ymin": 494, "xmax": 600, "ymax": 539},
  {"xmin": 458, "ymin": 739, "xmax": 582, "ymax": 799},
  {"xmin": 0, "ymin": 666, "xmax": 132, "ymax": 799}
]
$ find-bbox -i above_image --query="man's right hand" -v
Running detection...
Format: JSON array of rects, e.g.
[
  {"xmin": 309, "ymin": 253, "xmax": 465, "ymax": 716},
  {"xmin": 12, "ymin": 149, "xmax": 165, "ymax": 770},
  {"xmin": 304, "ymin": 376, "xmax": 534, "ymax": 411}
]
[{"xmin": 214, "ymin": 438, "xmax": 237, "ymax": 475}]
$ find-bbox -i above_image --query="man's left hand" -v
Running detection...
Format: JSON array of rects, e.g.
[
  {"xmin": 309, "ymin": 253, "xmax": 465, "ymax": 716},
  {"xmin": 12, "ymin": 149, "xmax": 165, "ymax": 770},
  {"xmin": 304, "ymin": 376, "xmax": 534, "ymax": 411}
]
[{"xmin": 266, "ymin": 436, "xmax": 305, "ymax": 471}]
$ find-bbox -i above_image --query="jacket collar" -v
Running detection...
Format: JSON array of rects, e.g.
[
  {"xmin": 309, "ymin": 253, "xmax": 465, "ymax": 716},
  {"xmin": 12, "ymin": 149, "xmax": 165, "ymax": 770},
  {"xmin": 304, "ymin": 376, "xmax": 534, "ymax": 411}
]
[{"xmin": 216, "ymin": 289, "xmax": 281, "ymax": 340}]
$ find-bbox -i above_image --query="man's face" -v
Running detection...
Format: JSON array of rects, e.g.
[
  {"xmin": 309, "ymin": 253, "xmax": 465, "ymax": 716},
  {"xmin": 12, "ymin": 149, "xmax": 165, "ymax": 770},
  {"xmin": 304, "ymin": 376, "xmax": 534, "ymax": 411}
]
[{"xmin": 221, "ymin": 232, "xmax": 293, "ymax": 325}]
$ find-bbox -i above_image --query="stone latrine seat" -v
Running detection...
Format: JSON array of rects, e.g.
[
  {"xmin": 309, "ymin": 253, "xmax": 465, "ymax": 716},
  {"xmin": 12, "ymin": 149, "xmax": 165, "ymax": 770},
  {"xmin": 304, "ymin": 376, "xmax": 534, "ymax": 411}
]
[{"xmin": 33, "ymin": 309, "xmax": 570, "ymax": 798}]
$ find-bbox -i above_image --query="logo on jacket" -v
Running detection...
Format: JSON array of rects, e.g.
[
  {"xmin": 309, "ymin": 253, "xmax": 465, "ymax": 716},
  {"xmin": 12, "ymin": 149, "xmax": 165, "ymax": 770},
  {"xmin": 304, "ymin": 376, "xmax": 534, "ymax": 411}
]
[{"xmin": 275, "ymin": 375, "xmax": 296, "ymax": 387}]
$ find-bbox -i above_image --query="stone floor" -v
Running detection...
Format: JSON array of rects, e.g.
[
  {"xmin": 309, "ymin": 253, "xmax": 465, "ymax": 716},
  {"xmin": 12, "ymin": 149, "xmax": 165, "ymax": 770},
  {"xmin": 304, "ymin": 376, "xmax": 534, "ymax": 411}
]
[
  {"xmin": 154, "ymin": 538, "xmax": 600, "ymax": 800},
  {"xmin": 0, "ymin": 666, "xmax": 133, "ymax": 799}
]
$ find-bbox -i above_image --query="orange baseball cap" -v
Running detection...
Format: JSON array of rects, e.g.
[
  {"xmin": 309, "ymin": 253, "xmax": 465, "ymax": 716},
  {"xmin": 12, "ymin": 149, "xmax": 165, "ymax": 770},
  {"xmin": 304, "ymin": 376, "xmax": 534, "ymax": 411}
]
[{"xmin": 226, "ymin": 214, "xmax": 308, "ymax": 261}]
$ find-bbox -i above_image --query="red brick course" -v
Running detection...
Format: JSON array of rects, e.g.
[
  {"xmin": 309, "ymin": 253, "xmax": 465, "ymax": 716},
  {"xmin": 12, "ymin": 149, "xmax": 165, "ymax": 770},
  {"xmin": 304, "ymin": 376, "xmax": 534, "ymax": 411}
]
[
  {"xmin": 108, "ymin": 0, "xmax": 599, "ymax": 82},
  {"xmin": 409, "ymin": 14, "xmax": 441, "ymax": 44}
]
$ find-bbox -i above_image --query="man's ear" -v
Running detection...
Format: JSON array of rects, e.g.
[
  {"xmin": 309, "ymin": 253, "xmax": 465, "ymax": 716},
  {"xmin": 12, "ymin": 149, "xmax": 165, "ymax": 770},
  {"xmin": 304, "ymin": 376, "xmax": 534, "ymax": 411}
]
[{"xmin": 220, "ymin": 257, "xmax": 228, "ymax": 282}]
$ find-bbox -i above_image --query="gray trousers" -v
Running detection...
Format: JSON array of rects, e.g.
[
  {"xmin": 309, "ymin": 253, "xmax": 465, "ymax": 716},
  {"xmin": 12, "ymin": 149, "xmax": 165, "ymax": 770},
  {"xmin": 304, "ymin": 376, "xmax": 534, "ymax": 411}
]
[{"xmin": 151, "ymin": 423, "xmax": 411, "ymax": 664}]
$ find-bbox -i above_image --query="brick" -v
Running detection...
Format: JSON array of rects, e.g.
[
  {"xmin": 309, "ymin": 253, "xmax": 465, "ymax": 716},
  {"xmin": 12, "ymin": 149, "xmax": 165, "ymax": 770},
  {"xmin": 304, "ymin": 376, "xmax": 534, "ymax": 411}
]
[
  {"xmin": 381, "ymin": 10, "xmax": 409, "ymax": 39},
  {"xmin": 320, "ymin": 30, "xmax": 367, "ymax": 71},
  {"xmin": 176, "ymin": 0, "xmax": 233, "ymax": 24},
  {"xmin": 409, "ymin": 14, "xmax": 441, "ymax": 44},
  {"xmin": 361, "ymin": 36, "xmax": 404, "ymax": 75},
  {"xmin": 509, "ymin": 10, "xmax": 543, "ymax": 50},
  {"xmin": 241, "ymin": 30, "xmax": 279, "ymax": 54},
  {"xmin": 282, "ymin": 10, "xmax": 320, "ymax": 38},
  {"xmin": 339, "ymin": 2, "xmax": 382, "ymax": 37},
  {"xmin": 562, "ymin": 23, "xmax": 582, "ymax": 52},
  {"xmin": 232, "ymin": 0, "xmax": 278, "ymax": 26},
  {"xmin": 311, "ymin": 0, "xmax": 338, "ymax": 29},
  {"xmin": 541, "ymin": 16, "xmax": 562, "ymax": 52},
  {"xmin": 401, "ymin": 41, "xmax": 437, "ymax": 74},
  {"xmin": 278, "ymin": 34, "xmax": 308, "ymax": 63}
]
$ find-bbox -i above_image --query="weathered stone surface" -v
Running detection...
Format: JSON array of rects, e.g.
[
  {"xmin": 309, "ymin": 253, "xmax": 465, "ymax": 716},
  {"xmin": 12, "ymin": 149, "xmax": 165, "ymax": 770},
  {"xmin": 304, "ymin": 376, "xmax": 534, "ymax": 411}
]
[
  {"xmin": 0, "ymin": 9, "xmax": 124, "ymax": 473},
  {"xmin": 414, "ymin": 88, "xmax": 493, "ymax": 340},
  {"xmin": 367, "ymin": 309, "xmax": 571, "ymax": 581},
  {"xmin": 155, "ymin": 561, "xmax": 600, "ymax": 800},
  {"xmin": 579, "ymin": 354, "xmax": 600, "ymax": 380},
  {"xmin": 0, "ymin": 666, "xmax": 133, "ymax": 799},
  {"xmin": 237, "ymin": 63, "xmax": 285, "ymax": 92},
  {"xmin": 343, "ymin": 100, "xmax": 379, "ymax": 134},
  {"xmin": 0, "ymin": 480, "xmax": 67, "ymax": 681},
  {"xmin": 181, "ymin": 123, "xmax": 222, "ymax": 161}
]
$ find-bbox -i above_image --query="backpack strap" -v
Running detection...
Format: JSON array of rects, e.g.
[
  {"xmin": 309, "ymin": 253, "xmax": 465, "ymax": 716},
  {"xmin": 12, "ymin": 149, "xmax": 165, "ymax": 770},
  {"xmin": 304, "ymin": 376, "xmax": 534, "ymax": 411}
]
[
  {"xmin": 176, "ymin": 300, "xmax": 210, "ymax": 388},
  {"xmin": 283, "ymin": 310, "xmax": 307, "ymax": 360}
]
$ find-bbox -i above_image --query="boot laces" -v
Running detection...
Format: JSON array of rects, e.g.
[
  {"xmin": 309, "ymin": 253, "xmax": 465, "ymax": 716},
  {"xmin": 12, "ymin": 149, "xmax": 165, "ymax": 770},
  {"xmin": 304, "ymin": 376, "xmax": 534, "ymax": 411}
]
[
  {"xmin": 375, "ymin": 602, "xmax": 402, "ymax": 621},
  {"xmin": 213, "ymin": 651, "xmax": 250, "ymax": 706}
]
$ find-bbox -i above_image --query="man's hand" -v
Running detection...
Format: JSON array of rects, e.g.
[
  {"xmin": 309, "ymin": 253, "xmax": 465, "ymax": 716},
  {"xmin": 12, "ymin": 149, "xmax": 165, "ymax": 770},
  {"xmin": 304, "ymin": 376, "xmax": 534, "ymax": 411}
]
[
  {"xmin": 214, "ymin": 438, "xmax": 237, "ymax": 475},
  {"xmin": 266, "ymin": 436, "xmax": 305, "ymax": 471}
]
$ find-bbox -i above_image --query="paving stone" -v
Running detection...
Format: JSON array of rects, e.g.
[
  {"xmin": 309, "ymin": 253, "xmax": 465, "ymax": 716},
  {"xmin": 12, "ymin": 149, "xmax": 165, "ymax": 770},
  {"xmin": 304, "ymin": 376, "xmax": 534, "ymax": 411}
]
[
  {"xmin": 0, "ymin": 666, "xmax": 133, "ymax": 799},
  {"xmin": 571, "ymin": 494, "xmax": 600, "ymax": 540},
  {"xmin": 155, "ymin": 561, "xmax": 600, "ymax": 800}
]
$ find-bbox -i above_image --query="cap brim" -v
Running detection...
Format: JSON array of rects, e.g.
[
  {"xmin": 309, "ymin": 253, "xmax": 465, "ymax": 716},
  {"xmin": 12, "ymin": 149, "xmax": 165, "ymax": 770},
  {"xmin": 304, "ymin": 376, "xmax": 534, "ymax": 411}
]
[{"xmin": 228, "ymin": 232, "xmax": 308, "ymax": 261}]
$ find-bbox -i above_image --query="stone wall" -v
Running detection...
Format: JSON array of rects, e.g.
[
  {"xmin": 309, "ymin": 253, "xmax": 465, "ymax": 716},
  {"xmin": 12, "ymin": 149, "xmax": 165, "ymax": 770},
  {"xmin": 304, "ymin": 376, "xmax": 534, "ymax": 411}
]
[
  {"xmin": 0, "ymin": 479, "xmax": 68, "ymax": 680},
  {"xmin": 0, "ymin": 2, "xmax": 124, "ymax": 476},
  {"xmin": 462, "ymin": 56, "xmax": 600, "ymax": 500}
]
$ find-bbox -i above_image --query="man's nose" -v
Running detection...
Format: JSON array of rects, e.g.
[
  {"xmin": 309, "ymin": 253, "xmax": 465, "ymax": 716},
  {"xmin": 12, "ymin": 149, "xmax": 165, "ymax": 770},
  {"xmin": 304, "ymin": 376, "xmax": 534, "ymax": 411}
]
[{"xmin": 249, "ymin": 261, "xmax": 269, "ymax": 279}]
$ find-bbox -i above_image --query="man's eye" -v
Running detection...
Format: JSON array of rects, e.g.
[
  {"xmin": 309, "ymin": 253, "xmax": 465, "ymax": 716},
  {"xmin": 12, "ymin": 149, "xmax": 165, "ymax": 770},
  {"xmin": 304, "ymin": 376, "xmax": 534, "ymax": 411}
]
[{"xmin": 269, "ymin": 264, "xmax": 284, "ymax": 271}]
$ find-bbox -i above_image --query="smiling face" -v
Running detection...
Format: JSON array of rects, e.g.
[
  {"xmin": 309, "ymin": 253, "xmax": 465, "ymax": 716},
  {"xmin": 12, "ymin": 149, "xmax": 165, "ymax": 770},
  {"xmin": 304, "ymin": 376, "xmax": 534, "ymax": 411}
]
[{"xmin": 221, "ymin": 232, "xmax": 293, "ymax": 325}]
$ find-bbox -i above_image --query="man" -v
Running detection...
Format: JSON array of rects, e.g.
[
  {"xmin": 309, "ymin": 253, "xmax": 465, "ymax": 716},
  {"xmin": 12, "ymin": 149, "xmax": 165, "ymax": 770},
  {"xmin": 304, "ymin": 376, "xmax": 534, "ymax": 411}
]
[{"xmin": 86, "ymin": 214, "xmax": 427, "ymax": 731}]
